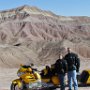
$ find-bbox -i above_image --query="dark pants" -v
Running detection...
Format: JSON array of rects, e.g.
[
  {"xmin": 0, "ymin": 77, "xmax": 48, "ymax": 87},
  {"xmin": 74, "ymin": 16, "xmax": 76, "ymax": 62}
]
[{"xmin": 58, "ymin": 74, "xmax": 65, "ymax": 90}]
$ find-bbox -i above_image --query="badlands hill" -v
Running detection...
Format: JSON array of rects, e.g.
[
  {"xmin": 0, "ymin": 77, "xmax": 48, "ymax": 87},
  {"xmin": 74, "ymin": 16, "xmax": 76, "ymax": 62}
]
[{"xmin": 0, "ymin": 5, "xmax": 90, "ymax": 68}]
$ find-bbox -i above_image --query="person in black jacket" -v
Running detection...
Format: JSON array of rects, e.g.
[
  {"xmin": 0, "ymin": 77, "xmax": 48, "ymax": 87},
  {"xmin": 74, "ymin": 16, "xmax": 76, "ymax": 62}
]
[
  {"xmin": 55, "ymin": 54, "xmax": 68, "ymax": 90},
  {"xmin": 64, "ymin": 47, "xmax": 80, "ymax": 90}
]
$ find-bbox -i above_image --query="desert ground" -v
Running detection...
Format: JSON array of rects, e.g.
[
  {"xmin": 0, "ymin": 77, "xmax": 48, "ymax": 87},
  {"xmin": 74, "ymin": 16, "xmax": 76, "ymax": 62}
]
[{"xmin": 0, "ymin": 59, "xmax": 90, "ymax": 90}]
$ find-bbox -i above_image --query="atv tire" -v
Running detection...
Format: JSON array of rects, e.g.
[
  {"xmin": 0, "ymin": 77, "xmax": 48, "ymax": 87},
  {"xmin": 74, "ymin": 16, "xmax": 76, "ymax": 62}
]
[{"xmin": 11, "ymin": 83, "xmax": 21, "ymax": 90}]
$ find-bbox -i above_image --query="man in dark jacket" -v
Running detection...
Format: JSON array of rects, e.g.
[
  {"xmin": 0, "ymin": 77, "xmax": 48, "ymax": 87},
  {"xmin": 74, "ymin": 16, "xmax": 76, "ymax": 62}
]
[
  {"xmin": 55, "ymin": 54, "xmax": 68, "ymax": 90},
  {"xmin": 64, "ymin": 48, "xmax": 80, "ymax": 90}
]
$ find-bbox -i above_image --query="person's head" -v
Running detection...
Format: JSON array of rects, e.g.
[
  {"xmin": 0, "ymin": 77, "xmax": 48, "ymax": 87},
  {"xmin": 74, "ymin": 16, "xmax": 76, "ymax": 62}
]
[
  {"xmin": 59, "ymin": 53, "xmax": 63, "ymax": 59},
  {"xmin": 67, "ymin": 47, "xmax": 71, "ymax": 53},
  {"xmin": 46, "ymin": 65, "xmax": 50, "ymax": 70}
]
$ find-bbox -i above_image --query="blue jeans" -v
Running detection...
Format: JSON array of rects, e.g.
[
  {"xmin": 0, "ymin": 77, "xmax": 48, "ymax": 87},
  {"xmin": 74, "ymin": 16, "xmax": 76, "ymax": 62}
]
[
  {"xmin": 68, "ymin": 70, "xmax": 78, "ymax": 90},
  {"xmin": 58, "ymin": 74, "xmax": 65, "ymax": 90}
]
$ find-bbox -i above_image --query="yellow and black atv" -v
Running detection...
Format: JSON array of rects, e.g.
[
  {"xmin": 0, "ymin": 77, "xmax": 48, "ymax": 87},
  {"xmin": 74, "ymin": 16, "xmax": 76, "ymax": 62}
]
[
  {"xmin": 11, "ymin": 65, "xmax": 42, "ymax": 90},
  {"xmin": 11, "ymin": 65, "xmax": 57, "ymax": 90},
  {"xmin": 40, "ymin": 65, "xmax": 60, "ymax": 86},
  {"xmin": 79, "ymin": 70, "xmax": 90, "ymax": 86}
]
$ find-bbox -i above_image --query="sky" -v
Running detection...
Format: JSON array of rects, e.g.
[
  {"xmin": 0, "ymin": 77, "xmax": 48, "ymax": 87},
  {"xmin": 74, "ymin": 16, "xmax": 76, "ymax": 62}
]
[{"xmin": 0, "ymin": 0, "xmax": 90, "ymax": 16}]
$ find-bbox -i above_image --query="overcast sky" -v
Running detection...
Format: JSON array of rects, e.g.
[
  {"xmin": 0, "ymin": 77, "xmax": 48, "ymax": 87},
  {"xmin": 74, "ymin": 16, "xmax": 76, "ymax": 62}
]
[{"xmin": 0, "ymin": 0, "xmax": 90, "ymax": 16}]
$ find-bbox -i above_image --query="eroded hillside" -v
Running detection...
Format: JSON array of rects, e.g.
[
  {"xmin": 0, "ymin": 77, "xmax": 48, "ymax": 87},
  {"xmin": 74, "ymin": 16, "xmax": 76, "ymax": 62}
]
[{"xmin": 0, "ymin": 5, "xmax": 90, "ymax": 68}]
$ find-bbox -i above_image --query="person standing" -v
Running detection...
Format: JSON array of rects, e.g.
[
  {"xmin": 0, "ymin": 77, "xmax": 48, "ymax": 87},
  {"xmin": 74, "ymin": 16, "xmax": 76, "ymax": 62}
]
[
  {"xmin": 55, "ymin": 54, "xmax": 68, "ymax": 90},
  {"xmin": 64, "ymin": 48, "xmax": 80, "ymax": 90}
]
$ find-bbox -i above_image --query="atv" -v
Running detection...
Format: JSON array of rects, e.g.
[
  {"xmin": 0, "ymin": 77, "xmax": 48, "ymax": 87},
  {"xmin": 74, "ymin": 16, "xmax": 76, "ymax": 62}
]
[{"xmin": 10, "ymin": 65, "xmax": 58, "ymax": 90}]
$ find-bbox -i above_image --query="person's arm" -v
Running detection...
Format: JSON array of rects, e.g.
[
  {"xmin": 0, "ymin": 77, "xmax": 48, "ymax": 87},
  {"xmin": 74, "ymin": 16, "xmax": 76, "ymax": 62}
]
[
  {"xmin": 64, "ymin": 55, "xmax": 67, "ymax": 60},
  {"xmin": 75, "ymin": 55, "xmax": 80, "ymax": 72},
  {"xmin": 63, "ymin": 60, "xmax": 68, "ymax": 73}
]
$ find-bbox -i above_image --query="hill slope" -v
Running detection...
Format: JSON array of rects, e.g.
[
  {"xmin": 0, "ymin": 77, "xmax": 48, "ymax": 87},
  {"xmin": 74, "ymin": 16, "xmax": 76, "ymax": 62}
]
[{"xmin": 0, "ymin": 5, "xmax": 90, "ymax": 68}]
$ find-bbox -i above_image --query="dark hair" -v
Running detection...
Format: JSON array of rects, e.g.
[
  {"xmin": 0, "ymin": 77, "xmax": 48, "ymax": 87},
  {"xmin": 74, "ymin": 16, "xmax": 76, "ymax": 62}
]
[{"xmin": 46, "ymin": 65, "xmax": 50, "ymax": 70}]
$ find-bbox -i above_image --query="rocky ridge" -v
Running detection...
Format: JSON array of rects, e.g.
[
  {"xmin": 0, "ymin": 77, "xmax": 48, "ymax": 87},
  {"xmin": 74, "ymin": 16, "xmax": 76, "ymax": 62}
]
[{"xmin": 0, "ymin": 5, "xmax": 90, "ymax": 68}]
